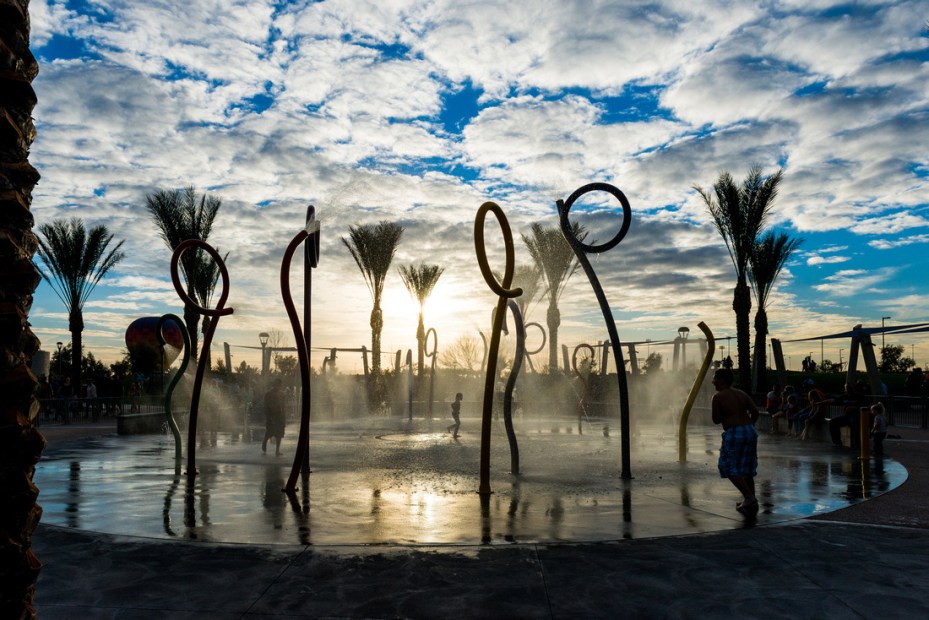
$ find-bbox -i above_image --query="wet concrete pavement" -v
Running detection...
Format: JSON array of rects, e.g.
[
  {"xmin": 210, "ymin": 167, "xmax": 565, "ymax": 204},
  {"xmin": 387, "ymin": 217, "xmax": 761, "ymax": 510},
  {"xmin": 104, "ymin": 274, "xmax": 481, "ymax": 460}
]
[{"xmin": 31, "ymin": 418, "xmax": 929, "ymax": 618}]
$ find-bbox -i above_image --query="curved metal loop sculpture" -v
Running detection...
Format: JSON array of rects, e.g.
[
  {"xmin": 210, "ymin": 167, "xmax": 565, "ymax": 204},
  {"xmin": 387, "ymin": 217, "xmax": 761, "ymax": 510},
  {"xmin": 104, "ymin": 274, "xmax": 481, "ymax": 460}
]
[
  {"xmin": 156, "ymin": 313, "xmax": 191, "ymax": 474},
  {"xmin": 503, "ymin": 300, "xmax": 525, "ymax": 474},
  {"xmin": 474, "ymin": 201, "xmax": 523, "ymax": 495},
  {"xmin": 522, "ymin": 321, "xmax": 546, "ymax": 372},
  {"xmin": 424, "ymin": 327, "xmax": 437, "ymax": 416},
  {"xmin": 557, "ymin": 182, "xmax": 633, "ymax": 479},
  {"xmin": 678, "ymin": 321, "xmax": 715, "ymax": 462},
  {"xmin": 572, "ymin": 343, "xmax": 596, "ymax": 434},
  {"xmin": 280, "ymin": 207, "xmax": 321, "ymax": 493},
  {"xmin": 170, "ymin": 239, "xmax": 233, "ymax": 478}
]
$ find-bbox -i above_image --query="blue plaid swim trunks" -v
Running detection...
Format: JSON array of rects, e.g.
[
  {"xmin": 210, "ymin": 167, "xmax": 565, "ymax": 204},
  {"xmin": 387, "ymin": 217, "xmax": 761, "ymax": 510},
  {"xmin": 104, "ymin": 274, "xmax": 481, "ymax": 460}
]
[{"xmin": 718, "ymin": 424, "xmax": 758, "ymax": 478}]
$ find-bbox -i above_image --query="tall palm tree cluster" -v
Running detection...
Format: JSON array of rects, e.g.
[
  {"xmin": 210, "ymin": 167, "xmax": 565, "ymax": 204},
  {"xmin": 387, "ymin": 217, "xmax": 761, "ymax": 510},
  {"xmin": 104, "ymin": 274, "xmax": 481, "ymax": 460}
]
[
  {"xmin": 36, "ymin": 219, "xmax": 125, "ymax": 390},
  {"xmin": 696, "ymin": 166, "xmax": 801, "ymax": 392},
  {"xmin": 399, "ymin": 262, "xmax": 445, "ymax": 377},
  {"xmin": 341, "ymin": 221, "xmax": 405, "ymax": 378},
  {"xmin": 1, "ymin": 1, "xmax": 44, "ymax": 615},
  {"xmin": 522, "ymin": 221, "xmax": 587, "ymax": 372}
]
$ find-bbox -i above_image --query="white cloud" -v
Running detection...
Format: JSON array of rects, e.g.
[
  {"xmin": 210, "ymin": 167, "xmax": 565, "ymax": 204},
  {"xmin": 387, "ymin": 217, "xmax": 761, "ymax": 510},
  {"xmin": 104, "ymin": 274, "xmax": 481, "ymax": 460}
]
[{"xmin": 24, "ymin": 0, "xmax": 929, "ymax": 365}]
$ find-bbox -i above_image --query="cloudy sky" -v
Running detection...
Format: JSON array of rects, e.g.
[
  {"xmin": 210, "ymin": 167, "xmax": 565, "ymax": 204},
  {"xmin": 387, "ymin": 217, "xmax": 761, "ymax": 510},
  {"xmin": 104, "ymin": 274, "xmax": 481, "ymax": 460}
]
[{"xmin": 27, "ymin": 0, "xmax": 929, "ymax": 373}]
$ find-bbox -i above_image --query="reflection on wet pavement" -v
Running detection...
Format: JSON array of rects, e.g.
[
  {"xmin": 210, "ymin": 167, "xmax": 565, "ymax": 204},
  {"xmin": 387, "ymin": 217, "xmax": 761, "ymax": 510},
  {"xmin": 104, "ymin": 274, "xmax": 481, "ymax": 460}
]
[{"xmin": 34, "ymin": 418, "xmax": 905, "ymax": 545}]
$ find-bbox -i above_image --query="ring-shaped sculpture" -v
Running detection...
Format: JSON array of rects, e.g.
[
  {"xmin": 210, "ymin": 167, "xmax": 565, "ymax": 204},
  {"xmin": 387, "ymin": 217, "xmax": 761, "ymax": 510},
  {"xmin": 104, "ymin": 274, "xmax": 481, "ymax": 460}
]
[
  {"xmin": 280, "ymin": 208, "xmax": 321, "ymax": 493},
  {"xmin": 170, "ymin": 239, "xmax": 233, "ymax": 478},
  {"xmin": 502, "ymin": 300, "xmax": 526, "ymax": 474},
  {"xmin": 522, "ymin": 321, "xmax": 546, "ymax": 373},
  {"xmin": 157, "ymin": 313, "xmax": 191, "ymax": 475},
  {"xmin": 474, "ymin": 201, "xmax": 523, "ymax": 495},
  {"xmin": 572, "ymin": 343, "xmax": 596, "ymax": 433},
  {"xmin": 557, "ymin": 182, "xmax": 633, "ymax": 479}
]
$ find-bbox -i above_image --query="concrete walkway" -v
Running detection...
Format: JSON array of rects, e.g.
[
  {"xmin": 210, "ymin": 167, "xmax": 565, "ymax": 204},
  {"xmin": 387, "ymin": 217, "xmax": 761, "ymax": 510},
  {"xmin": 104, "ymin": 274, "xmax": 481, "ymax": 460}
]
[{"xmin": 32, "ymin": 423, "xmax": 929, "ymax": 619}]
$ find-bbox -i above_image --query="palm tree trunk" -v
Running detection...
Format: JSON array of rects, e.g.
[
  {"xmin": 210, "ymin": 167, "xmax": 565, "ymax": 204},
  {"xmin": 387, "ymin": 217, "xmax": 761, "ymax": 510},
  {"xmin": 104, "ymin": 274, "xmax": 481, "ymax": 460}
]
[
  {"xmin": 69, "ymin": 309, "xmax": 83, "ymax": 390},
  {"xmin": 1, "ymin": 1, "xmax": 44, "ymax": 615},
  {"xmin": 752, "ymin": 307, "xmax": 769, "ymax": 394},
  {"xmin": 416, "ymin": 312, "xmax": 425, "ymax": 378},
  {"xmin": 201, "ymin": 315, "xmax": 211, "ymax": 372},
  {"xmin": 370, "ymin": 305, "xmax": 382, "ymax": 375},
  {"xmin": 183, "ymin": 301, "xmax": 200, "ymax": 362},
  {"xmin": 733, "ymin": 279, "xmax": 752, "ymax": 389},
  {"xmin": 547, "ymin": 302, "xmax": 560, "ymax": 373}
]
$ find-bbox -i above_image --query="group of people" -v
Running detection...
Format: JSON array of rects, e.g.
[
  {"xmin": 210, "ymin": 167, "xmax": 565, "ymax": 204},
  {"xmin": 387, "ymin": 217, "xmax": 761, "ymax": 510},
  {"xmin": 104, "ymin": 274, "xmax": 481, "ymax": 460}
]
[
  {"xmin": 710, "ymin": 368, "xmax": 891, "ymax": 519},
  {"xmin": 763, "ymin": 380, "xmax": 887, "ymax": 454}
]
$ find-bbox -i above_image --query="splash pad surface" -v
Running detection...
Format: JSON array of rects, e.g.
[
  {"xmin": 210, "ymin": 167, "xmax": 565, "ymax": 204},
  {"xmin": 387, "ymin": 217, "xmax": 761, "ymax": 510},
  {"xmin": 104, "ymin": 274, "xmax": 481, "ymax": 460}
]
[{"xmin": 34, "ymin": 417, "xmax": 905, "ymax": 545}]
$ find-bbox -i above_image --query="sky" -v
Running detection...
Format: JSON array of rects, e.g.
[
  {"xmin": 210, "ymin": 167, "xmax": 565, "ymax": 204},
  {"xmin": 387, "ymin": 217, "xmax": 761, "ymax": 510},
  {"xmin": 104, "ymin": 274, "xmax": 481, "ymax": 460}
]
[{"xmin": 25, "ymin": 0, "xmax": 929, "ymax": 374}]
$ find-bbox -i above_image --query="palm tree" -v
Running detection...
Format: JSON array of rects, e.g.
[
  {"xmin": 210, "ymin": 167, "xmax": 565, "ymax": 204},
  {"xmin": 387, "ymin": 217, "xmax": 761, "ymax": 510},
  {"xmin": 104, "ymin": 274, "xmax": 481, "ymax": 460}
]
[
  {"xmin": 1, "ymin": 2, "xmax": 44, "ymax": 612},
  {"xmin": 510, "ymin": 264, "xmax": 542, "ymax": 321},
  {"xmin": 191, "ymin": 247, "xmax": 227, "ymax": 371},
  {"xmin": 398, "ymin": 262, "xmax": 444, "ymax": 377},
  {"xmin": 36, "ymin": 218, "xmax": 125, "ymax": 392},
  {"xmin": 522, "ymin": 222, "xmax": 587, "ymax": 372},
  {"xmin": 695, "ymin": 166, "xmax": 782, "ymax": 387},
  {"xmin": 342, "ymin": 221, "xmax": 404, "ymax": 376},
  {"xmin": 146, "ymin": 186, "xmax": 222, "ymax": 361},
  {"xmin": 749, "ymin": 230, "xmax": 802, "ymax": 392}
]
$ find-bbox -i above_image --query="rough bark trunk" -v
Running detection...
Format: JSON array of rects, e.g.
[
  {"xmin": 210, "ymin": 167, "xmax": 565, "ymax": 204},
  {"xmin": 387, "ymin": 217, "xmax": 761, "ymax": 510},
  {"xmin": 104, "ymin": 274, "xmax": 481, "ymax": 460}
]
[
  {"xmin": 732, "ymin": 279, "xmax": 752, "ymax": 390},
  {"xmin": 547, "ymin": 302, "xmax": 560, "ymax": 373},
  {"xmin": 68, "ymin": 308, "xmax": 83, "ymax": 390},
  {"xmin": 752, "ymin": 307, "xmax": 768, "ymax": 395},
  {"xmin": 0, "ymin": 1, "xmax": 44, "ymax": 616}
]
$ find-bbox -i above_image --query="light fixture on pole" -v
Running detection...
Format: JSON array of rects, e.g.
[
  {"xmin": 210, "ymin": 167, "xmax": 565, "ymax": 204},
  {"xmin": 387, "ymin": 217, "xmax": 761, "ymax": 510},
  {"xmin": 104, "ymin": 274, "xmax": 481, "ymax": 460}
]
[
  {"xmin": 259, "ymin": 332, "xmax": 270, "ymax": 375},
  {"xmin": 839, "ymin": 348, "xmax": 844, "ymax": 371},
  {"xmin": 56, "ymin": 341, "xmax": 63, "ymax": 379},
  {"xmin": 881, "ymin": 316, "xmax": 891, "ymax": 350}
]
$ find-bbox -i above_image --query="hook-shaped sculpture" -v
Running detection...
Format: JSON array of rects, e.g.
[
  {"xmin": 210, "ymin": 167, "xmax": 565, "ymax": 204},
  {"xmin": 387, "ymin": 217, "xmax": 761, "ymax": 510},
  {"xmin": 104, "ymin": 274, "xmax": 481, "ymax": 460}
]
[
  {"xmin": 474, "ymin": 201, "xmax": 523, "ymax": 495},
  {"xmin": 281, "ymin": 207, "xmax": 320, "ymax": 493},
  {"xmin": 503, "ymin": 300, "xmax": 525, "ymax": 474},
  {"xmin": 170, "ymin": 240, "xmax": 233, "ymax": 478},
  {"xmin": 156, "ymin": 313, "xmax": 191, "ymax": 475},
  {"xmin": 557, "ymin": 183, "xmax": 632, "ymax": 479},
  {"xmin": 425, "ymin": 327, "xmax": 437, "ymax": 417},
  {"xmin": 678, "ymin": 322, "xmax": 715, "ymax": 462},
  {"xmin": 572, "ymin": 343, "xmax": 596, "ymax": 434}
]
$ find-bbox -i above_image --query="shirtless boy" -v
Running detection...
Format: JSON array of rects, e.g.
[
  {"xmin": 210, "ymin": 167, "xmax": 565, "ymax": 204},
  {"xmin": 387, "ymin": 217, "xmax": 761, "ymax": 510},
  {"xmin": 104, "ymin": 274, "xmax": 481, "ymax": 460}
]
[{"xmin": 711, "ymin": 368, "xmax": 760, "ymax": 515}]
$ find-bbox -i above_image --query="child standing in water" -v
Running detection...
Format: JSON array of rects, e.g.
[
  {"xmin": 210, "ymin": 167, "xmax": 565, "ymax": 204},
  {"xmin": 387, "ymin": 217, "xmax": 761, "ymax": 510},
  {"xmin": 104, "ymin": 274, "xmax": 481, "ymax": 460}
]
[
  {"xmin": 870, "ymin": 402, "xmax": 888, "ymax": 457},
  {"xmin": 447, "ymin": 392, "xmax": 463, "ymax": 438}
]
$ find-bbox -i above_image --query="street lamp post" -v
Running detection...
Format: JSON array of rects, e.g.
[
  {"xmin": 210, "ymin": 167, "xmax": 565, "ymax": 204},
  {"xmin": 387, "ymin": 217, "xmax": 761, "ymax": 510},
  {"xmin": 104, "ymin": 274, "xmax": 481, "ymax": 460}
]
[
  {"xmin": 881, "ymin": 316, "xmax": 891, "ymax": 350},
  {"xmin": 839, "ymin": 348, "xmax": 844, "ymax": 371},
  {"xmin": 259, "ymin": 332, "xmax": 270, "ymax": 375},
  {"xmin": 677, "ymin": 326, "xmax": 689, "ymax": 369},
  {"xmin": 56, "ymin": 341, "xmax": 63, "ymax": 379}
]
